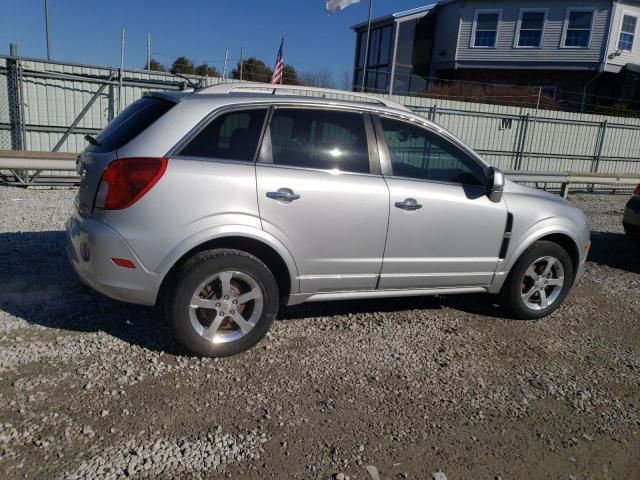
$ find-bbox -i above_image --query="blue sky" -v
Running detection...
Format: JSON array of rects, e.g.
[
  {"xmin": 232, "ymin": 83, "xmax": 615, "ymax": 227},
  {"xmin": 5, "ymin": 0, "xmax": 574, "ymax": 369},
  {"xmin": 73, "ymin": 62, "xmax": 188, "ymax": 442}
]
[{"xmin": 1, "ymin": 0, "xmax": 423, "ymax": 77}]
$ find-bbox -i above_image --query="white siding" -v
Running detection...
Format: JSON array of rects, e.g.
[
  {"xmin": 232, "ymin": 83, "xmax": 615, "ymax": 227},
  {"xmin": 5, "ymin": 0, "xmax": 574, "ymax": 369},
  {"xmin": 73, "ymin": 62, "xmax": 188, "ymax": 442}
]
[
  {"xmin": 454, "ymin": 0, "xmax": 611, "ymax": 66},
  {"xmin": 607, "ymin": 0, "xmax": 640, "ymax": 68}
]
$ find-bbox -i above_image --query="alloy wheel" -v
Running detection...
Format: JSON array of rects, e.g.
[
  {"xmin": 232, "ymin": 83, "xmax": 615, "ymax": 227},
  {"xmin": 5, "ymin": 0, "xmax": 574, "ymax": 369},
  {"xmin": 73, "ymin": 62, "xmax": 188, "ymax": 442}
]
[
  {"xmin": 189, "ymin": 270, "xmax": 264, "ymax": 343},
  {"xmin": 520, "ymin": 256, "xmax": 565, "ymax": 311}
]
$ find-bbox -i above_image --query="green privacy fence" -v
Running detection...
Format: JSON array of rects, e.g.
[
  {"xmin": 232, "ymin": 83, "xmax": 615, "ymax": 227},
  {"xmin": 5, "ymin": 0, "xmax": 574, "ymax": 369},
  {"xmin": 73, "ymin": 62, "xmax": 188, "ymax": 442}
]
[
  {"xmin": 2, "ymin": 54, "xmax": 640, "ymax": 178},
  {"xmin": 395, "ymin": 97, "xmax": 640, "ymax": 176}
]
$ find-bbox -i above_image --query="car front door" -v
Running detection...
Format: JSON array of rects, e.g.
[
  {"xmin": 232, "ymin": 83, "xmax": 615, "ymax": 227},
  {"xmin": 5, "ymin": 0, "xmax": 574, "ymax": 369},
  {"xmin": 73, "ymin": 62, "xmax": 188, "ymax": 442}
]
[
  {"xmin": 375, "ymin": 114, "xmax": 508, "ymax": 289},
  {"xmin": 256, "ymin": 106, "xmax": 389, "ymax": 293}
]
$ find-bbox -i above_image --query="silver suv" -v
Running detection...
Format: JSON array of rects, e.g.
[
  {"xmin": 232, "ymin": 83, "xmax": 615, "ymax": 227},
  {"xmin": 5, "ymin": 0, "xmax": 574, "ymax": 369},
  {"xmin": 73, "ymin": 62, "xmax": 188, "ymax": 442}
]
[{"xmin": 66, "ymin": 83, "xmax": 591, "ymax": 357}]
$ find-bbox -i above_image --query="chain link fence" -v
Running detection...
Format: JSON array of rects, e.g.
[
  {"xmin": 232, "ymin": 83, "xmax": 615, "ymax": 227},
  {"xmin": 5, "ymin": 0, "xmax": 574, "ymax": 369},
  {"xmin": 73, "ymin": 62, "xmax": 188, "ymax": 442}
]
[{"xmin": 0, "ymin": 56, "xmax": 26, "ymax": 151}]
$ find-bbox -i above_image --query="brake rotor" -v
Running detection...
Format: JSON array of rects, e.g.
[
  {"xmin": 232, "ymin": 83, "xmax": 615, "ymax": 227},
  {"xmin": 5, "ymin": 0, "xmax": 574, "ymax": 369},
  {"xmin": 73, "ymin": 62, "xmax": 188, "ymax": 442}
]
[{"xmin": 196, "ymin": 279, "xmax": 246, "ymax": 330}]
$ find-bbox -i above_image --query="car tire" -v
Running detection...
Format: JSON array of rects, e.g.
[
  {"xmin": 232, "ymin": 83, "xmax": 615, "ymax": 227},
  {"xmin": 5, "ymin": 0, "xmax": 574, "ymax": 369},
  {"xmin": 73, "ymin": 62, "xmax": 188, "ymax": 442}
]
[
  {"xmin": 501, "ymin": 241, "xmax": 574, "ymax": 320},
  {"xmin": 166, "ymin": 249, "xmax": 278, "ymax": 357}
]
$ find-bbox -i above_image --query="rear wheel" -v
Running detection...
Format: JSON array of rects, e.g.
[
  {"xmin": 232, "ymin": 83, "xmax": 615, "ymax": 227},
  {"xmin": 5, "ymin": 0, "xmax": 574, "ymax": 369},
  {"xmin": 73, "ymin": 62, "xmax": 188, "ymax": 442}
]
[
  {"xmin": 166, "ymin": 249, "xmax": 278, "ymax": 357},
  {"xmin": 501, "ymin": 241, "xmax": 574, "ymax": 320}
]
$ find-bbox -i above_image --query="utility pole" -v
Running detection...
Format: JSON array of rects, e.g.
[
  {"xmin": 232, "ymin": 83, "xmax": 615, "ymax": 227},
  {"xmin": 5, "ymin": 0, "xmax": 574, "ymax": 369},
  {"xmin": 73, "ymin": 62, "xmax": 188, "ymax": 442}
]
[
  {"xmin": 44, "ymin": 0, "xmax": 52, "ymax": 60},
  {"xmin": 222, "ymin": 47, "xmax": 229, "ymax": 80},
  {"xmin": 146, "ymin": 33, "xmax": 151, "ymax": 70},
  {"xmin": 119, "ymin": 28, "xmax": 125, "ymax": 113},
  {"xmin": 361, "ymin": 0, "xmax": 373, "ymax": 92},
  {"xmin": 239, "ymin": 48, "xmax": 244, "ymax": 81}
]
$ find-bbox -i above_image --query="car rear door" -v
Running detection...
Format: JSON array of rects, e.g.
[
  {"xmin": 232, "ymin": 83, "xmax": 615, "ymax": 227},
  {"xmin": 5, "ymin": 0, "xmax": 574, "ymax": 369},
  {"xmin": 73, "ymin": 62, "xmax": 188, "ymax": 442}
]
[
  {"xmin": 374, "ymin": 114, "xmax": 508, "ymax": 289},
  {"xmin": 256, "ymin": 106, "xmax": 389, "ymax": 293}
]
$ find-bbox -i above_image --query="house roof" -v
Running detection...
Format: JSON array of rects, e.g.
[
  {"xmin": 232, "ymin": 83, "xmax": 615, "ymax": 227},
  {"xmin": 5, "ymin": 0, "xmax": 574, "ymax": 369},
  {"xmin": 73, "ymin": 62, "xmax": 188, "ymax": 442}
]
[
  {"xmin": 351, "ymin": 1, "xmax": 446, "ymax": 30},
  {"xmin": 393, "ymin": 2, "xmax": 440, "ymax": 20}
]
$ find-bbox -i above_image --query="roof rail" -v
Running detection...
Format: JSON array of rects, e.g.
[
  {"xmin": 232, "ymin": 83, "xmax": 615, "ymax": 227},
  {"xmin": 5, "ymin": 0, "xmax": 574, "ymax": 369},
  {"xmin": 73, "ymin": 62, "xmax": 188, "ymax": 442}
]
[{"xmin": 194, "ymin": 82, "xmax": 411, "ymax": 112}]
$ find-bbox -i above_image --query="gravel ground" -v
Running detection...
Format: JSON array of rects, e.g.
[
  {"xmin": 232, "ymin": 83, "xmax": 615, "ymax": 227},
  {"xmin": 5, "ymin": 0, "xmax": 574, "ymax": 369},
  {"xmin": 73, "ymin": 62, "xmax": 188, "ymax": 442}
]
[{"xmin": 0, "ymin": 187, "xmax": 638, "ymax": 480}]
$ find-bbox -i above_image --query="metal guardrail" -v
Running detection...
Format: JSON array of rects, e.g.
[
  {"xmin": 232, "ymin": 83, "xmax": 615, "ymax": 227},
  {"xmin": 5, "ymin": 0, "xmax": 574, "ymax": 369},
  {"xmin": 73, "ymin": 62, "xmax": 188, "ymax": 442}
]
[
  {"xmin": 504, "ymin": 170, "xmax": 572, "ymax": 197},
  {"xmin": 1, "ymin": 151, "xmax": 639, "ymax": 192},
  {"xmin": 504, "ymin": 170, "xmax": 640, "ymax": 197},
  {"xmin": 0, "ymin": 150, "xmax": 77, "ymax": 186}
]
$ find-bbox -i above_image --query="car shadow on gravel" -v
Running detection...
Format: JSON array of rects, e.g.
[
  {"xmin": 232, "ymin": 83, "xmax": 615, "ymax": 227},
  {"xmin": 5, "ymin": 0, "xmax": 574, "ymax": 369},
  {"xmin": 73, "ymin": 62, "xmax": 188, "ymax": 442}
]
[
  {"xmin": 0, "ymin": 230, "xmax": 547, "ymax": 352},
  {"xmin": 588, "ymin": 231, "xmax": 640, "ymax": 274},
  {"xmin": 0, "ymin": 231, "xmax": 182, "ymax": 355}
]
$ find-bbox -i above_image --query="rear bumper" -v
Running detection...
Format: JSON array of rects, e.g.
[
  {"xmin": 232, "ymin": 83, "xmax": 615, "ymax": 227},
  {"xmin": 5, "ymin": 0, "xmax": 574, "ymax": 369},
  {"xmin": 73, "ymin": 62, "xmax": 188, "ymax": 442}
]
[
  {"xmin": 623, "ymin": 198, "xmax": 640, "ymax": 240},
  {"xmin": 65, "ymin": 213, "xmax": 159, "ymax": 306}
]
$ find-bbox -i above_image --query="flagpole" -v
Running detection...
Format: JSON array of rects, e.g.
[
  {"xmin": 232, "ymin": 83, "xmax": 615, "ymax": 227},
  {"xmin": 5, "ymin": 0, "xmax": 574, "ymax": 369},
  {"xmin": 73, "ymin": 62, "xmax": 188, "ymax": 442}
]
[
  {"xmin": 361, "ymin": 0, "xmax": 373, "ymax": 92},
  {"xmin": 280, "ymin": 31, "xmax": 284, "ymax": 85}
]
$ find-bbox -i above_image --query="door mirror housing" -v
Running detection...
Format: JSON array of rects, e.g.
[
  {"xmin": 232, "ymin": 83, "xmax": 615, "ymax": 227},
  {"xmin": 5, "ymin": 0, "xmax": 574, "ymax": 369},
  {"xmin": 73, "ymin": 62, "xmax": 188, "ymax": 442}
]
[{"xmin": 488, "ymin": 167, "xmax": 505, "ymax": 202}]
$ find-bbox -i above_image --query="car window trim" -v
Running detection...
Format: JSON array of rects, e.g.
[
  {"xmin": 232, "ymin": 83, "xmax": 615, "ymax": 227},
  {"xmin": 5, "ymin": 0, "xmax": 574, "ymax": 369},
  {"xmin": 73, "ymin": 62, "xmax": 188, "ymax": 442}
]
[
  {"xmin": 167, "ymin": 103, "xmax": 271, "ymax": 162},
  {"xmin": 372, "ymin": 113, "xmax": 489, "ymax": 188},
  {"xmin": 257, "ymin": 104, "xmax": 380, "ymax": 176}
]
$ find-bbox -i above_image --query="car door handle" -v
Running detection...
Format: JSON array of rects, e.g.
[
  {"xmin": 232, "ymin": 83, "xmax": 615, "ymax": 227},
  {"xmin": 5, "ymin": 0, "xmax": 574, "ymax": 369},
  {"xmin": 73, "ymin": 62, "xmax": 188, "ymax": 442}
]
[
  {"xmin": 266, "ymin": 189, "xmax": 300, "ymax": 202},
  {"xmin": 395, "ymin": 198, "xmax": 422, "ymax": 211}
]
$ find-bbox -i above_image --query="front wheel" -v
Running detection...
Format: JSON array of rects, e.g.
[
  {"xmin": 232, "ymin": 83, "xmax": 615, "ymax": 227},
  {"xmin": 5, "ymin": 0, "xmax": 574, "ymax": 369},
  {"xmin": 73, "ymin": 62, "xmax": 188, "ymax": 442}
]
[
  {"xmin": 166, "ymin": 249, "xmax": 279, "ymax": 357},
  {"xmin": 501, "ymin": 241, "xmax": 574, "ymax": 320}
]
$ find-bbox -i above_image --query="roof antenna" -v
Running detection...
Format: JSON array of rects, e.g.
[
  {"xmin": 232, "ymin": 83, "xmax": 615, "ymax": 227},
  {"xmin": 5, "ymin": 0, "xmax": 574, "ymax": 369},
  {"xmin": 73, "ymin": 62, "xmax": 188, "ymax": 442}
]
[{"xmin": 171, "ymin": 71, "xmax": 203, "ymax": 90}]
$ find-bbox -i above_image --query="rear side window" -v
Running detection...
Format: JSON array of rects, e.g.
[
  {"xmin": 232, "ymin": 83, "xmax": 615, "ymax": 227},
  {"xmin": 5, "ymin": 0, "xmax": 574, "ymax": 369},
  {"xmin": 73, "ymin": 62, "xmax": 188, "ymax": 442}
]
[
  {"xmin": 91, "ymin": 97, "xmax": 174, "ymax": 153},
  {"xmin": 266, "ymin": 108, "xmax": 369, "ymax": 174},
  {"xmin": 179, "ymin": 109, "xmax": 267, "ymax": 162}
]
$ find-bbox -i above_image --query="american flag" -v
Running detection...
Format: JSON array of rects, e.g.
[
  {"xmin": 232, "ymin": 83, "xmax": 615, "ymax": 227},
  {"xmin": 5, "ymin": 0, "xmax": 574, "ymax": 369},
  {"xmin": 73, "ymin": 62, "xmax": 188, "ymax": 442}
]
[{"xmin": 270, "ymin": 38, "xmax": 284, "ymax": 84}]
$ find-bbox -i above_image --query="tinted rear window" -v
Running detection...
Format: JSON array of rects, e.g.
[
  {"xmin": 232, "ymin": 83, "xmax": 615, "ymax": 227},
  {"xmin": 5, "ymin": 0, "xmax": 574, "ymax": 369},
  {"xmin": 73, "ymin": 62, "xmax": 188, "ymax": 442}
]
[
  {"xmin": 267, "ymin": 108, "xmax": 370, "ymax": 174},
  {"xmin": 178, "ymin": 109, "xmax": 267, "ymax": 162},
  {"xmin": 89, "ymin": 97, "xmax": 174, "ymax": 153}
]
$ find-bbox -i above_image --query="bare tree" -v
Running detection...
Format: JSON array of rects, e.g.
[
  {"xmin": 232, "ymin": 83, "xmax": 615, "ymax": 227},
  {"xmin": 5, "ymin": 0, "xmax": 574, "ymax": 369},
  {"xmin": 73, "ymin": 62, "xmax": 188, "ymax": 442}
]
[
  {"xmin": 299, "ymin": 68, "xmax": 335, "ymax": 89},
  {"xmin": 339, "ymin": 70, "xmax": 353, "ymax": 91}
]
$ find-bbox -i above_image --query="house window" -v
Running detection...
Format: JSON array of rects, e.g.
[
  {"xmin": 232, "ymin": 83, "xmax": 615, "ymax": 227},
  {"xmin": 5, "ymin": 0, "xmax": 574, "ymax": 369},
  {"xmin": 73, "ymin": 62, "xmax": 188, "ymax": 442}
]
[
  {"xmin": 473, "ymin": 11, "xmax": 500, "ymax": 48},
  {"xmin": 563, "ymin": 9, "xmax": 594, "ymax": 48},
  {"xmin": 355, "ymin": 24, "xmax": 393, "ymax": 92},
  {"xmin": 517, "ymin": 10, "xmax": 546, "ymax": 48},
  {"xmin": 618, "ymin": 14, "xmax": 637, "ymax": 51}
]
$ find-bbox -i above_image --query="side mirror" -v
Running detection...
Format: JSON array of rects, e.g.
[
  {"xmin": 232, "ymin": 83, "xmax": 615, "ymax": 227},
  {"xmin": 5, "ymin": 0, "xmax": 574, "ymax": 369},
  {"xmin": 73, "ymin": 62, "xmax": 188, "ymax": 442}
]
[{"xmin": 488, "ymin": 167, "xmax": 505, "ymax": 202}]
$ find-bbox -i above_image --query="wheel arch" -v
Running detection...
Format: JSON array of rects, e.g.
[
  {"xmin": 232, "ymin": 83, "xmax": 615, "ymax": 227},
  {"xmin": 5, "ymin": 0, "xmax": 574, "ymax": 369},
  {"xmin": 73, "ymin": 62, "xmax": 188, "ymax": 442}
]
[
  {"xmin": 490, "ymin": 224, "xmax": 581, "ymax": 293},
  {"xmin": 155, "ymin": 229, "xmax": 299, "ymax": 306},
  {"xmin": 537, "ymin": 233, "xmax": 580, "ymax": 275}
]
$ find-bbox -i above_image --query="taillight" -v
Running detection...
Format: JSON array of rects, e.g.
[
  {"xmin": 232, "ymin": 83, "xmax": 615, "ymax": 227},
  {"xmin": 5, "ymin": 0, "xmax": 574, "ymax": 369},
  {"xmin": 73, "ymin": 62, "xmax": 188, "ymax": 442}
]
[
  {"xmin": 95, "ymin": 157, "xmax": 167, "ymax": 210},
  {"xmin": 633, "ymin": 184, "xmax": 640, "ymax": 197}
]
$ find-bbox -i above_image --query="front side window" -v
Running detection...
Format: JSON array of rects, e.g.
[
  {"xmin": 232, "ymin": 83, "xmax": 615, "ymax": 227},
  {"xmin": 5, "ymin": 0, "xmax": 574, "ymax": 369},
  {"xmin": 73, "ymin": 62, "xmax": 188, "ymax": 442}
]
[
  {"xmin": 517, "ymin": 10, "xmax": 546, "ymax": 47},
  {"xmin": 267, "ymin": 108, "xmax": 370, "ymax": 174},
  {"xmin": 564, "ymin": 10, "xmax": 594, "ymax": 47},
  {"xmin": 619, "ymin": 14, "xmax": 637, "ymax": 51},
  {"xmin": 179, "ymin": 109, "xmax": 267, "ymax": 161},
  {"xmin": 473, "ymin": 12, "xmax": 500, "ymax": 47},
  {"xmin": 380, "ymin": 117, "xmax": 486, "ymax": 187}
]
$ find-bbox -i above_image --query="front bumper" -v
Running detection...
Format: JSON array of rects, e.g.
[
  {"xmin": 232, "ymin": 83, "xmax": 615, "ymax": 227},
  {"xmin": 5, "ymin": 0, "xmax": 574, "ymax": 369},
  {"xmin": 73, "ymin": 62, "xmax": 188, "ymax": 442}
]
[
  {"xmin": 573, "ymin": 242, "xmax": 588, "ymax": 286},
  {"xmin": 66, "ymin": 213, "xmax": 159, "ymax": 306}
]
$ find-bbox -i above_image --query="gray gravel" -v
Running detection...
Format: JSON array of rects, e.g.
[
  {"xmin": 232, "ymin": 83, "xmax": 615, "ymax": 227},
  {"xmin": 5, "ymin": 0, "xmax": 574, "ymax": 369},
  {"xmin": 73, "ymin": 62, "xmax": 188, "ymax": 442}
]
[{"xmin": 0, "ymin": 187, "xmax": 639, "ymax": 479}]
